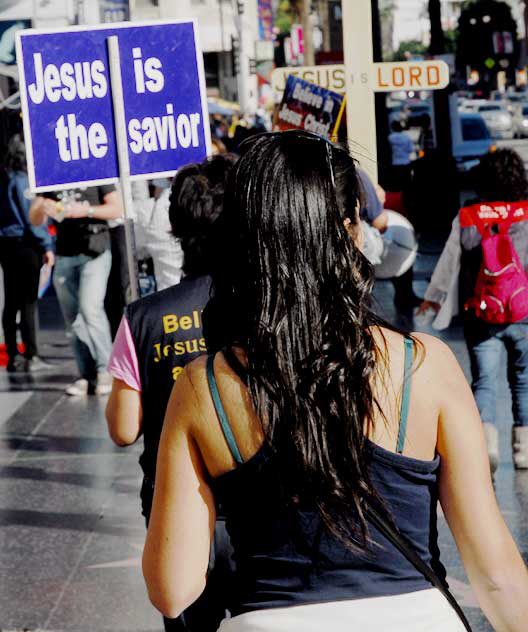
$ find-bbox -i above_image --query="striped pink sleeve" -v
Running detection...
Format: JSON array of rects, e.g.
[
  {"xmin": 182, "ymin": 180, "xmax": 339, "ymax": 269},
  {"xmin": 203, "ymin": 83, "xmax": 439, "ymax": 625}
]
[{"xmin": 108, "ymin": 315, "xmax": 142, "ymax": 392}]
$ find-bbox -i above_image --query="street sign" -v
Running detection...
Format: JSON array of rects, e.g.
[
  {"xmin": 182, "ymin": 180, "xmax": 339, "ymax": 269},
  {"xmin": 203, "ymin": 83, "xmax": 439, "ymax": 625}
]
[
  {"xmin": 272, "ymin": 60, "xmax": 448, "ymax": 100},
  {"xmin": 374, "ymin": 60, "xmax": 449, "ymax": 92},
  {"xmin": 342, "ymin": 1, "xmax": 451, "ymax": 182},
  {"xmin": 271, "ymin": 64, "xmax": 346, "ymax": 96},
  {"xmin": 276, "ymin": 74, "xmax": 345, "ymax": 139},
  {"xmin": 16, "ymin": 20, "xmax": 210, "ymax": 192}
]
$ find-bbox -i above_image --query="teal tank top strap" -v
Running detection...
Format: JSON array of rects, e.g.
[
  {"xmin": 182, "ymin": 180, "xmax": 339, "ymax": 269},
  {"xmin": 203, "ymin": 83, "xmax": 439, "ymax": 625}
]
[
  {"xmin": 206, "ymin": 353, "xmax": 244, "ymax": 466},
  {"xmin": 396, "ymin": 337, "xmax": 414, "ymax": 454}
]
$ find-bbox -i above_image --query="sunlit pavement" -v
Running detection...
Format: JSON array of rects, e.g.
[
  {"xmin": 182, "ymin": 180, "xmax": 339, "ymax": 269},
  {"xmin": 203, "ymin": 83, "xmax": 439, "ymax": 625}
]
[
  {"xmin": 498, "ymin": 137, "xmax": 528, "ymax": 167},
  {"xmin": 0, "ymin": 253, "xmax": 526, "ymax": 631}
]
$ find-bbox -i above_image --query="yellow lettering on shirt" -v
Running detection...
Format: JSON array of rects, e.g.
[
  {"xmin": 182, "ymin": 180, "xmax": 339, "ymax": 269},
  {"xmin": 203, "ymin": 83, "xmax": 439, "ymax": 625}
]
[
  {"xmin": 179, "ymin": 316, "xmax": 192, "ymax": 330},
  {"xmin": 174, "ymin": 341, "xmax": 186, "ymax": 355},
  {"xmin": 172, "ymin": 365, "xmax": 184, "ymax": 381},
  {"xmin": 185, "ymin": 339, "xmax": 199, "ymax": 354},
  {"xmin": 163, "ymin": 314, "xmax": 178, "ymax": 333}
]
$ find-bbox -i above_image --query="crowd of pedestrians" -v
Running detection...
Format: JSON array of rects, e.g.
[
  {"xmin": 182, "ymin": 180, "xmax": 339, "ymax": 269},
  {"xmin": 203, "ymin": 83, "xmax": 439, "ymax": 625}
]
[{"xmin": 2, "ymin": 121, "xmax": 528, "ymax": 631}]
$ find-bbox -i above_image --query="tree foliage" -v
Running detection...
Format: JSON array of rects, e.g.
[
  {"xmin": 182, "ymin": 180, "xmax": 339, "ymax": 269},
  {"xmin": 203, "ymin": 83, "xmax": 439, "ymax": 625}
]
[
  {"xmin": 392, "ymin": 39, "xmax": 428, "ymax": 62},
  {"xmin": 456, "ymin": 0, "xmax": 518, "ymax": 73},
  {"xmin": 275, "ymin": 0, "xmax": 301, "ymax": 34}
]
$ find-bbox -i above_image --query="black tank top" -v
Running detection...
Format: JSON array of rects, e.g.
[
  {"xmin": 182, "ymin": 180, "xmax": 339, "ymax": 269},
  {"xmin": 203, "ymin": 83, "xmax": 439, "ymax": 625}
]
[{"xmin": 206, "ymin": 340, "xmax": 446, "ymax": 617}]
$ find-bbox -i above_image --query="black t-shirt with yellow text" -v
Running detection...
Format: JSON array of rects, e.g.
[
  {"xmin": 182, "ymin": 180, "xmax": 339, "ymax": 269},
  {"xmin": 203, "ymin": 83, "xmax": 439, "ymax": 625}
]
[{"xmin": 125, "ymin": 275, "xmax": 211, "ymax": 515}]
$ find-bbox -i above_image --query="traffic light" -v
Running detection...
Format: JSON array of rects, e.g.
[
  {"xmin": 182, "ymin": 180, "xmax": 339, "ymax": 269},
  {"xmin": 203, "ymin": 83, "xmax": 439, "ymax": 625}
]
[{"xmin": 236, "ymin": 0, "xmax": 244, "ymax": 16}]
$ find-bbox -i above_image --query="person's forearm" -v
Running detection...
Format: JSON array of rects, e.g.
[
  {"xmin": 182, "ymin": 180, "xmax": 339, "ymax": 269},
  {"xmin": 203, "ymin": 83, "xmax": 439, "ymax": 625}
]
[
  {"xmin": 29, "ymin": 198, "xmax": 46, "ymax": 226},
  {"xmin": 476, "ymin": 576, "xmax": 528, "ymax": 631},
  {"xmin": 372, "ymin": 212, "xmax": 389, "ymax": 233},
  {"xmin": 89, "ymin": 202, "xmax": 122, "ymax": 221},
  {"xmin": 471, "ymin": 556, "xmax": 528, "ymax": 631}
]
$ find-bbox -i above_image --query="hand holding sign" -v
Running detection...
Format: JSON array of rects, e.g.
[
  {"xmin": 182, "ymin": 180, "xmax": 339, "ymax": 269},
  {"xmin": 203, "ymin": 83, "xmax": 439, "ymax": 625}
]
[{"xmin": 62, "ymin": 200, "xmax": 91, "ymax": 219}]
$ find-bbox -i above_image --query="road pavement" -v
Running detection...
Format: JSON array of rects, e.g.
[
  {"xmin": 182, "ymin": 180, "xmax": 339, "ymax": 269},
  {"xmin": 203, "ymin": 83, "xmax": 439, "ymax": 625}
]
[{"xmin": 498, "ymin": 137, "xmax": 528, "ymax": 166}]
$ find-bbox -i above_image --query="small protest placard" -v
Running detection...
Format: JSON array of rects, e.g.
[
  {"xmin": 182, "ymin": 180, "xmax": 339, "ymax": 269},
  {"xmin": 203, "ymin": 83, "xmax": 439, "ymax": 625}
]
[
  {"xmin": 16, "ymin": 20, "xmax": 210, "ymax": 192},
  {"xmin": 275, "ymin": 74, "xmax": 345, "ymax": 139}
]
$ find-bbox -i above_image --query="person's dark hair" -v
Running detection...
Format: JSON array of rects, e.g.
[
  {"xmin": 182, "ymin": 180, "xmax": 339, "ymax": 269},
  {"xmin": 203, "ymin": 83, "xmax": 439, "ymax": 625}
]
[
  {"xmin": 475, "ymin": 148, "xmax": 528, "ymax": 202},
  {"xmin": 391, "ymin": 120, "xmax": 403, "ymax": 133},
  {"xmin": 205, "ymin": 130, "xmax": 398, "ymax": 550},
  {"xmin": 168, "ymin": 153, "xmax": 237, "ymax": 277},
  {"xmin": 5, "ymin": 134, "xmax": 27, "ymax": 172}
]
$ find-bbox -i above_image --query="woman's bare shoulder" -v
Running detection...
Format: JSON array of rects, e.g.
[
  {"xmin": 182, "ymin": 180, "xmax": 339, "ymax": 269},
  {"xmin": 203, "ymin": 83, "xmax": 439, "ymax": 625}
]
[
  {"xmin": 373, "ymin": 327, "xmax": 462, "ymax": 397},
  {"xmin": 374, "ymin": 326, "xmax": 457, "ymax": 362}
]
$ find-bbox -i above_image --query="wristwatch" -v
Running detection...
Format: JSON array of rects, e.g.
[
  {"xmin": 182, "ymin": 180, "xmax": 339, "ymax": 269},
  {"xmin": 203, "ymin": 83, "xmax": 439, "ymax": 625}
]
[{"xmin": 87, "ymin": 206, "xmax": 94, "ymax": 219}]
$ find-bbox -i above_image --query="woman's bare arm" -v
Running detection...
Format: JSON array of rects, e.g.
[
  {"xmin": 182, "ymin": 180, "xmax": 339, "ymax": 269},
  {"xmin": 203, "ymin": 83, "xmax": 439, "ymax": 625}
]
[
  {"xmin": 429, "ymin": 335, "xmax": 528, "ymax": 631},
  {"xmin": 106, "ymin": 379, "xmax": 143, "ymax": 446},
  {"xmin": 142, "ymin": 368, "xmax": 215, "ymax": 618}
]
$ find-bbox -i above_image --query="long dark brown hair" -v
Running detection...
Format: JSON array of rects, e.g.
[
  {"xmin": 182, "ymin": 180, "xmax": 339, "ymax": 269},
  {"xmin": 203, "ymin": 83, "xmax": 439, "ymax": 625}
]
[{"xmin": 204, "ymin": 131, "xmax": 395, "ymax": 548}]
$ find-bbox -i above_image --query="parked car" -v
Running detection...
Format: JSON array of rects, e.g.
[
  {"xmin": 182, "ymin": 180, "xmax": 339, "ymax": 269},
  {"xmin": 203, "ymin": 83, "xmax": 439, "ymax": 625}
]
[
  {"xmin": 505, "ymin": 91, "xmax": 528, "ymax": 113},
  {"xmin": 513, "ymin": 103, "xmax": 528, "ymax": 137},
  {"xmin": 461, "ymin": 101, "xmax": 514, "ymax": 140},
  {"xmin": 452, "ymin": 112, "xmax": 494, "ymax": 173},
  {"xmin": 480, "ymin": 104, "xmax": 514, "ymax": 139}
]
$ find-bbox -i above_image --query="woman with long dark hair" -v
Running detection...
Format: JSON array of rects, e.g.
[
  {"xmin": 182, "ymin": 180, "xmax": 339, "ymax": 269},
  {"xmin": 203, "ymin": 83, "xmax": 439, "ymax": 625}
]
[{"xmin": 143, "ymin": 132, "xmax": 528, "ymax": 631}]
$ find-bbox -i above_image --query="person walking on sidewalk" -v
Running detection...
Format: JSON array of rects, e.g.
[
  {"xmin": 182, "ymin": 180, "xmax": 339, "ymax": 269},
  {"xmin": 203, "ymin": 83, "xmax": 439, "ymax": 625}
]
[
  {"xmin": 418, "ymin": 149, "xmax": 528, "ymax": 473},
  {"xmin": 143, "ymin": 131, "xmax": 528, "ymax": 632},
  {"xmin": 107, "ymin": 154, "xmax": 237, "ymax": 632},
  {"xmin": 0, "ymin": 135, "xmax": 54, "ymax": 373},
  {"xmin": 388, "ymin": 120, "xmax": 414, "ymax": 193},
  {"xmin": 30, "ymin": 185, "xmax": 122, "ymax": 395}
]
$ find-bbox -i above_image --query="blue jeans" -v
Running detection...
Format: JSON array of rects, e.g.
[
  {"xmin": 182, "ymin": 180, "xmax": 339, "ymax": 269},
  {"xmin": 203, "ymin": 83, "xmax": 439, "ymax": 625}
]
[
  {"xmin": 53, "ymin": 251, "xmax": 112, "ymax": 381},
  {"xmin": 466, "ymin": 322, "xmax": 528, "ymax": 427}
]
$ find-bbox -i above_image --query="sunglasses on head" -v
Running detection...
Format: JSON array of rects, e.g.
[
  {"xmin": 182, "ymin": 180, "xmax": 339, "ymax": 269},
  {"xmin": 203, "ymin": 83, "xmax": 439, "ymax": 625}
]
[{"xmin": 238, "ymin": 129, "xmax": 336, "ymax": 187}]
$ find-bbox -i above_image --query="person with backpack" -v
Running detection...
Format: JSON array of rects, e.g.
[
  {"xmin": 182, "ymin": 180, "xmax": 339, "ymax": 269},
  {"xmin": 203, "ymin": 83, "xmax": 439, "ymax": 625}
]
[
  {"xmin": 418, "ymin": 149, "xmax": 528, "ymax": 473},
  {"xmin": 0, "ymin": 134, "xmax": 54, "ymax": 373},
  {"xmin": 142, "ymin": 131, "xmax": 528, "ymax": 631},
  {"xmin": 106, "ymin": 154, "xmax": 237, "ymax": 632}
]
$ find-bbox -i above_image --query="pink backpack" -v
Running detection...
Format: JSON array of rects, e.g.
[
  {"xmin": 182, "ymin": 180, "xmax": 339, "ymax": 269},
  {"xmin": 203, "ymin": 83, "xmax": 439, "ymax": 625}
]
[{"xmin": 465, "ymin": 214, "xmax": 528, "ymax": 324}]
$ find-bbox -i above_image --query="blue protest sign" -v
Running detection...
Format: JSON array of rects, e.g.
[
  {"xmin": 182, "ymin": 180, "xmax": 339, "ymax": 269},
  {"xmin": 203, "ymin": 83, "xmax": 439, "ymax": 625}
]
[
  {"xmin": 276, "ymin": 74, "xmax": 345, "ymax": 139},
  {"xmin": 16, "ymin": 20, "xmax": 210, "ymax": 192}
]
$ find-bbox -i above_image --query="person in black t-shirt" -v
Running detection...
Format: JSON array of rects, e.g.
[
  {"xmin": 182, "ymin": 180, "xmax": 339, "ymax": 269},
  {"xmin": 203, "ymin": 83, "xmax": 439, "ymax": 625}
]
[
  {"xmin": 106, "ymin": 154, "xmax": 237, "ymax": 632},
  {"xmin": 30, "ymin": 185, "xmax": 122, "ymax": 395}
]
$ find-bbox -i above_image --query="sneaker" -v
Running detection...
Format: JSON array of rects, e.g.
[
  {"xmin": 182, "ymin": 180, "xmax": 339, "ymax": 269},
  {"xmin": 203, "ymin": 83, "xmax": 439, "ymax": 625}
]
[
  {"xmin": 483, "ymin": 422, "xmax": 499, "ymax": 474},
  {"xmin": 24, "ymin": 356, "xmax": 54, "ymax": 372},
  {"xmin": 6, "ymin": 355, "xmax": 25, "ymax": 373},
  {"xmin": 512, "ymin": 426, "xmax": 528, "ymax": 470},
  {"xmin": 95, "ymin": 371, "xmax": 112, "ymax": 396},
  {"xmin": 65, "ymin": 378, "xmax": 90, "ymax": 396}
]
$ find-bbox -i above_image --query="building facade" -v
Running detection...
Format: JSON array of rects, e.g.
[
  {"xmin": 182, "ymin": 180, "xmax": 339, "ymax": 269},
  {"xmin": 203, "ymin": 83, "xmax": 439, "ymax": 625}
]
[{"xmin": 132, "ymin": 0, "xmax": 260, "ymax": 110}]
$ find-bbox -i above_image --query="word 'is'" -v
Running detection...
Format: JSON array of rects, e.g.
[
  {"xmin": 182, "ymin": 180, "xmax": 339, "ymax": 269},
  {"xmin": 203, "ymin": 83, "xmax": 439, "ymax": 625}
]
[
  {"xmin": 27, "ymin": 48, "xmax": 163, "ymax": 104},
  {"xmin": 27, "ymin": 48, "xmax": 201, "ymax": 162}
]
